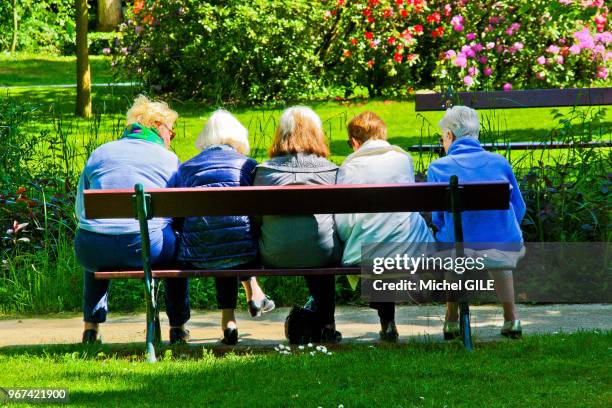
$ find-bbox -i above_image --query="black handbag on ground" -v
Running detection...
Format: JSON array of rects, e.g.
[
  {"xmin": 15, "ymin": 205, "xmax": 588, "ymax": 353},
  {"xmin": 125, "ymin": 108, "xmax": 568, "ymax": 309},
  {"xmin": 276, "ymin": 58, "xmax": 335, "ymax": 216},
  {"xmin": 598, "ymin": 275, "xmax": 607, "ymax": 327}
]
[{"xmin": 284, "ymin": 300, "xmax": 322, "ymax": 344}]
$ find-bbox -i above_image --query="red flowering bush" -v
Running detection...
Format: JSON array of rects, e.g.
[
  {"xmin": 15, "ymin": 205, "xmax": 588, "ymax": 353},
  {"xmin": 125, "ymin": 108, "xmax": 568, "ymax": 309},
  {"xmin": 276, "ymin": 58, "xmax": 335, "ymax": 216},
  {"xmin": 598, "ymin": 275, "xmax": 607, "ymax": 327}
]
[
  {"xmin": 323, "ymin": 0, "xmax": 610, "ymax": 94},
  {"xmin": 116, "ymin": 0, "xmax": 610, "ymax": 101},
  {"xmin": 320, "ymin": 0, "xmax": 443, "ymax": 95}
]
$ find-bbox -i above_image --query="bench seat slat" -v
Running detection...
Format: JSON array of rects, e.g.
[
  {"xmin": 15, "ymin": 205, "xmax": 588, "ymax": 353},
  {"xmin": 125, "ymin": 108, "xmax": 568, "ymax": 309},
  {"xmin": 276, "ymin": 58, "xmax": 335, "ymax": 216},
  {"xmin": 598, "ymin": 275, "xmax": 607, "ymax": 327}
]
[
  {"xmin": 94, "ymin": 267, "xmax": 362, "ymax": 280},
  {"xmin": 84, "ymin": 182, "xmax": 510, "ymax": 219}
]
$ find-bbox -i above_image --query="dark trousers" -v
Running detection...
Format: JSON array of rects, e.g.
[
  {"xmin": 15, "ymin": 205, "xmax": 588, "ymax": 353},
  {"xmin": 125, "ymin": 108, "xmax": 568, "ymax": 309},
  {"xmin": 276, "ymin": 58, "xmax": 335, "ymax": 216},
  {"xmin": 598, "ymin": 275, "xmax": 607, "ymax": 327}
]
[
  {"xmin": 215, "ymin": 275, "xmax": 250, "ymax": 310},
  {"xmin": 75, "ymin": 225, "xmax": 190, "ymax": 327},
  {"xmin": 370, "ymin": 302, "xmax": 395, "ymax": 323},
  {"xmin": 305, "ymin": 275, "xmax": 336, "ymax": 326}
]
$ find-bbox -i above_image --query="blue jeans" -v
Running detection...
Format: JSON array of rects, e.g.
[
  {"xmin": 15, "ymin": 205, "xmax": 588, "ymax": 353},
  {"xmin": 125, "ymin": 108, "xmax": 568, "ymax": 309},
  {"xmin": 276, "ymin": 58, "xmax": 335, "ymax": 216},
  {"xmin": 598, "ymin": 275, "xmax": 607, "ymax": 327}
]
[{"xmin": 75, "ymin": 225, "xmax": 190, "ymax": 327}]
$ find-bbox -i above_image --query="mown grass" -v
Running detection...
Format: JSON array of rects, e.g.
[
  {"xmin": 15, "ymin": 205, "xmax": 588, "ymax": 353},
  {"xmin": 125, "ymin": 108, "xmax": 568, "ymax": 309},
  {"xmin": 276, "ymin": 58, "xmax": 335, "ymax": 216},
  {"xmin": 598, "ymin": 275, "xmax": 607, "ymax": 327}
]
[
  {"xmin": 0, "ymin": 331, "xmax": 609, "ymax": 407},
  {"xmin": 2, "ymin": 55, "xmax": 610, "ymax": 164},
  {"xmin": 7, "ymin": 84, "xmax": 611, "ymax": 166},
  {"xmin": 0, "ymin": 53, "xmax": 122, "ymax": 86}
]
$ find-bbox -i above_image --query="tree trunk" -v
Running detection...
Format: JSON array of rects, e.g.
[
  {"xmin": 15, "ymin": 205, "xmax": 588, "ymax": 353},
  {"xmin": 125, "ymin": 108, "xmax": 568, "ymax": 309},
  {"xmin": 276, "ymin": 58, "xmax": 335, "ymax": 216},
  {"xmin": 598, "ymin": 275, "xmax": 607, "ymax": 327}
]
[
  {"xmin": 97, "ymin": 0, "xmax": 122, "ymax": 32},
  {"xmin": 10, "ymin": 0, "xmax": 17, "ymax": 52},
  {"xmin": 76, "ymin": 0, "xmax": 92, "ymax": 118}
]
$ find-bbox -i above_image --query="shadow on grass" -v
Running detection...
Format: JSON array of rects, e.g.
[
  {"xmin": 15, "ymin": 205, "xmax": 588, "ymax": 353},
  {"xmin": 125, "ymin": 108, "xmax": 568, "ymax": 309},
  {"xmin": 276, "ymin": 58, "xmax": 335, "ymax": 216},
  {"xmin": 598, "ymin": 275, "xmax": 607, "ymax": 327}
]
[
  {"xmin": 0, "ymin": 332, "xmax": 609, "ymax": 406},
  {"xmin": 3, "ymin": 327, "xmax": 607, "ymax": 360},
  {"xmin": 0, "ymin": 337, "xmax": 462, "ymax": 361}
]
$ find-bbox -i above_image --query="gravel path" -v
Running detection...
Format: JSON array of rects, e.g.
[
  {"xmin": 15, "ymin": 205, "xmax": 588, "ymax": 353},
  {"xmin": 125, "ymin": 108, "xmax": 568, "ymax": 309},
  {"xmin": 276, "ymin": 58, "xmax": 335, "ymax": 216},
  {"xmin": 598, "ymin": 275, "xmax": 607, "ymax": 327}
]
[{"xmin": 1, "ymin": 304, "xmax": 609, "ymax": 348}]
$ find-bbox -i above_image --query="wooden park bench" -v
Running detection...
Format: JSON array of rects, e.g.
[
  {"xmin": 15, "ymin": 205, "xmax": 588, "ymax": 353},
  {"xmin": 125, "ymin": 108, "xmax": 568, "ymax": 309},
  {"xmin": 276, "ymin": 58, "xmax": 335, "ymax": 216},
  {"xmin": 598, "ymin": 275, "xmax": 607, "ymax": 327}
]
[
  {"xmin": 412, "ymin": 87, "xmax": 612, "ymax": 153},
  {"xmin": 84, "ymin": 178, "xmax": 509, "ymax": 361},
  {"xmin": 415, "ymin": 87, "xmax": 612, "ymax": 111}
]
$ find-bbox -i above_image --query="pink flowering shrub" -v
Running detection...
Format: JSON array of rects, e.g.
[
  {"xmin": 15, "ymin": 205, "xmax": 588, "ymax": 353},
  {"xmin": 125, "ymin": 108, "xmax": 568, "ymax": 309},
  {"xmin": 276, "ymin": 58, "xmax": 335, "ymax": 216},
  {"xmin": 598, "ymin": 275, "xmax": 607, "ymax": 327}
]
[
  {"xmin": 116, "ymin": 0, "xmax": 610, "ymax": 101},
  {"xmin": 323, "ymin": 0, "xmax": 611, "ymax": 94}
]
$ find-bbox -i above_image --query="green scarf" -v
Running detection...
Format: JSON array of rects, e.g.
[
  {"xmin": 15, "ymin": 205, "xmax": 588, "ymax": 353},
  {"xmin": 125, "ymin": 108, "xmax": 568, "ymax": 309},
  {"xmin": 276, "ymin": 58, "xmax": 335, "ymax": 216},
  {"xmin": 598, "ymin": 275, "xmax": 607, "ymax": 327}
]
[{"xmin": 121, "ymin": 122, "xmax": 165, "ymax": 147}]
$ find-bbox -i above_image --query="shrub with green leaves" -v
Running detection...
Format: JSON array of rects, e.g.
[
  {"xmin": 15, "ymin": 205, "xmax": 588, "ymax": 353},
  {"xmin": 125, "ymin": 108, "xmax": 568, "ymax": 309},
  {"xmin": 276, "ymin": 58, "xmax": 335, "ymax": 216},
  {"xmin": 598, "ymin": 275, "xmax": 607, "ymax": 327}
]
[
  {"xmin": 117, "ymin": 0, "xmax": 327, "ymax": 103},
  {"xmin": 517, "ymin": 107, "xmax": 611, "ymax": 242},
  {"xmin": 116, "ymin": 0, "xmax": 610, "ymax": 102}
]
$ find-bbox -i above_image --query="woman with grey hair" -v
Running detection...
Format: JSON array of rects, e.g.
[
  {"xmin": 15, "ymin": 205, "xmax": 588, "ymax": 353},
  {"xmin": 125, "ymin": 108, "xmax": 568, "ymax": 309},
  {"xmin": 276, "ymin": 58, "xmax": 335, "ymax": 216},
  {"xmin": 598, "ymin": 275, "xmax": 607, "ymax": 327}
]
[
  {"xmin": 254, "ymin": 106, "xmax": 342, "ymax": 343},
  {"xmin": 427, "ymin": 105, "xmax": 526, "ymax": 339},
  {"xmin": 176, "ymin": 109, "xmax": 274, "ymax": 345}
]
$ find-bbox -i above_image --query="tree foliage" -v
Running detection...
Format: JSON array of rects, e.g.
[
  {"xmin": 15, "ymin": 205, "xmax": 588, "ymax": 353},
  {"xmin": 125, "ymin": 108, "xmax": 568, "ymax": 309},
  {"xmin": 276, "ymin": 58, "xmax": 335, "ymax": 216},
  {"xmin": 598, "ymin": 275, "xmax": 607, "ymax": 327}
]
[{"xmin": 0, "ymin": 0, "xmax": 76, "ymax": 54}]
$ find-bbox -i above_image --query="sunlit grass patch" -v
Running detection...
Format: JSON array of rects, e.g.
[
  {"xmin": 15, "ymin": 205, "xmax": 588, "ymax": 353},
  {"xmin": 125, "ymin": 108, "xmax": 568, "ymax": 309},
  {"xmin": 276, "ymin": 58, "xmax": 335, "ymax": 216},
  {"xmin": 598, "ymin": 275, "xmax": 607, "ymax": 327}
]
[
  {"xmin": 0, "ymin": 331, "xmax": 609, "ymax": 407},
  {"xmin": 0, "ymin": 54, "xmax": 124, "ymax": 87}
]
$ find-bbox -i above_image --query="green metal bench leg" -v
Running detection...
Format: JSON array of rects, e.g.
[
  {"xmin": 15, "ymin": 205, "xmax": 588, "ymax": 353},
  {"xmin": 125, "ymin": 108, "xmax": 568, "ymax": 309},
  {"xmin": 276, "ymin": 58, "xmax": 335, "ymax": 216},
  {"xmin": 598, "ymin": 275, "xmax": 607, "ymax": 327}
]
[
  {"xmin": 134, "ymin": 183, "xmax": 158, "ymax": 363},
  {"xmin": 153, "ymin": 278, "xmax": 162, "ymax": 345},
  {"xmin": 459, "ymin": 302, "xmax": 473, "ymax": 351},
  {"xmin": 450, "ymin": 175, "xmax": 473, "ymax": 351}
]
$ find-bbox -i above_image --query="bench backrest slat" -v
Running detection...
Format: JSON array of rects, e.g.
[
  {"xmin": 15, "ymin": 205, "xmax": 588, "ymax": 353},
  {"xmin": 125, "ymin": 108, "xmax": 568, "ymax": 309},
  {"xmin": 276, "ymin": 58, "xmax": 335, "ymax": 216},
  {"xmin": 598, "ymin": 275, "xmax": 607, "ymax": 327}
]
[
  {"xmin": 415, "ymin": 87, "xmax": 612, "ymax": 111},
  {"xmin": 407, "ymin": 140, "xmax": 612, "ymax": 153},
  {"xmin": 83, "ymin": 182, "xmax": 510, "ymax": 219}
]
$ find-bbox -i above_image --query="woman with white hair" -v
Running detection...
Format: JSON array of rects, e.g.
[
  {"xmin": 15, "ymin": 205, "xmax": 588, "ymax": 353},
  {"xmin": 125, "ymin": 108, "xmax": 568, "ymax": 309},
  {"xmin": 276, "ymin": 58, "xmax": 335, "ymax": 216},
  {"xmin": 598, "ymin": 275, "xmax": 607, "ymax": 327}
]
[
  {"xmin": 176, "ymin": 109, "xmax": 274, "ymax": 345},
  {"xmin": 427, "ymin": 105, "xmax": 526, "ymax": 339},
  {"xmin": 75, "ymin": 95, "xmax": 190, "ymax": 345},
  {"xmin": 254, "ymin": 106, "xmax": 342, "ymax": 344}
]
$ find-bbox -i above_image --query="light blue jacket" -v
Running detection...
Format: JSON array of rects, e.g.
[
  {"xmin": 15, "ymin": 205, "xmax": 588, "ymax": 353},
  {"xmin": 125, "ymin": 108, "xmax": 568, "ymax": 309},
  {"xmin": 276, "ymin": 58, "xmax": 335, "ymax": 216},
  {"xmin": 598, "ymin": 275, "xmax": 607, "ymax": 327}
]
[
  {"xmin": 426, "ymin": 138, "xmax": 525, "ymax": 244},
  {"xmin": 335, "ymin": 139, "xmax": 434, "ymax": 267},
  {"xmin": 75, "ymin": 138, "xmax": 180, "ymax": 234}
]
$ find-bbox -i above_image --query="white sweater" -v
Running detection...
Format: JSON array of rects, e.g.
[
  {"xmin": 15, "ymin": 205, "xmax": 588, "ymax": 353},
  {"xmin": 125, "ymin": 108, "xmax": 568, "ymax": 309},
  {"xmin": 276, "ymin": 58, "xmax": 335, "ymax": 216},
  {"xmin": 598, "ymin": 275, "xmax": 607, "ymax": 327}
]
[{"xmin": 334, "ymin": 139, "xmax": 434, "ymax": 267}]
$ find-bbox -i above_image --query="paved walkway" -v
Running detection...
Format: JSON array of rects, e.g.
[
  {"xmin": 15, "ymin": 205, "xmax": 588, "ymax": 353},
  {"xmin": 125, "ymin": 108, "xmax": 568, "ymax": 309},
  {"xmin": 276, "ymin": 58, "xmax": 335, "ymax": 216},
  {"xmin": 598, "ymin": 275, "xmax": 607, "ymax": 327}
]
[{"xmin": 0, "ymin": 304, "xmax": 609, "ymax": 348}]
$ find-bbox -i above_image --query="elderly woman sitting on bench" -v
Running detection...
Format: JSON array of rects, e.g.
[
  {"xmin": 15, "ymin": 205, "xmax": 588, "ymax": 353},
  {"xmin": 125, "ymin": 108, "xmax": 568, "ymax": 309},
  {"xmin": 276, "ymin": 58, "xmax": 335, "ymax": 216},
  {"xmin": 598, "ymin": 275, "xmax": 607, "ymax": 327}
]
[
  {"xmin": 427, "ymin": 105, "xmax": 526, "ymax": 339},
  {"xmin": 254, "ymin": 106, "xmax": 343, "ymax": 344},
  {"xmin": 335, "ymin": 111, "xmax": 434, "ymax": 342},
  {"xmin": 75, "ymin": 95, "xmax": 190, "ymax": 344},
  {"xmin": 175, "ymin": 109, "xmax": 275, "ymax": 345}
]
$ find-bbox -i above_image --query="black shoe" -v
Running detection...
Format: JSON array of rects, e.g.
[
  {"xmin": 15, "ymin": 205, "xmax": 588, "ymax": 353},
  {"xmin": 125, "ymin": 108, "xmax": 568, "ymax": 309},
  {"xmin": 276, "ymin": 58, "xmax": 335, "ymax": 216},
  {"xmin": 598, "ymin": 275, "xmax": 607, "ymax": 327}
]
[
  {"xmin": 379, "ymin": 321, "xmax": 399, "ymax": 343},
  {"xmin": 82, "ymin": 329, "xmax": 99, "ymax": 344},
  {"xmin": 321, "ymin": 327, "xmax": 342, "ymax": 344},
  {"xmin": 443, "ymin": 321, "xmax": 460, "ymax": 340},
  {"xmin": 169, "ymin": 328, "xmax": 190, "ymax": 345},
  {"xmin": 501, "ymin": 320, "xmax": 522, "ymax": 339},
  {"xmin": 221, "ymin": 327, "xmax": 238, "ymax": 345},
  {"xmin": 248, "ymin": 297, "xmax": 276, "ymax": 317}
]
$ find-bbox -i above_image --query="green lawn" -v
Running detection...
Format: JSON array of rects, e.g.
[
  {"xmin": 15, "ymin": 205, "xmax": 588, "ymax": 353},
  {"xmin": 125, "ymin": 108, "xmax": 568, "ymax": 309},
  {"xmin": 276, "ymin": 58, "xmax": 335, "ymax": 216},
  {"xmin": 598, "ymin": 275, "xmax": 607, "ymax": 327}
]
[
  {"xmin": 2, "ymin": 55, "xmax": 610, "ymax": 162},
  {"xmin": 0, "ymin": 54, "xmax": 122, "ymax": 86},
  {"xmin": 0, "ymin": 331, "xmax": 609, "ymax": 407},
  {"xmin": 7, "ymin": 85, "xmax": 610, "ymax": 166}
]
